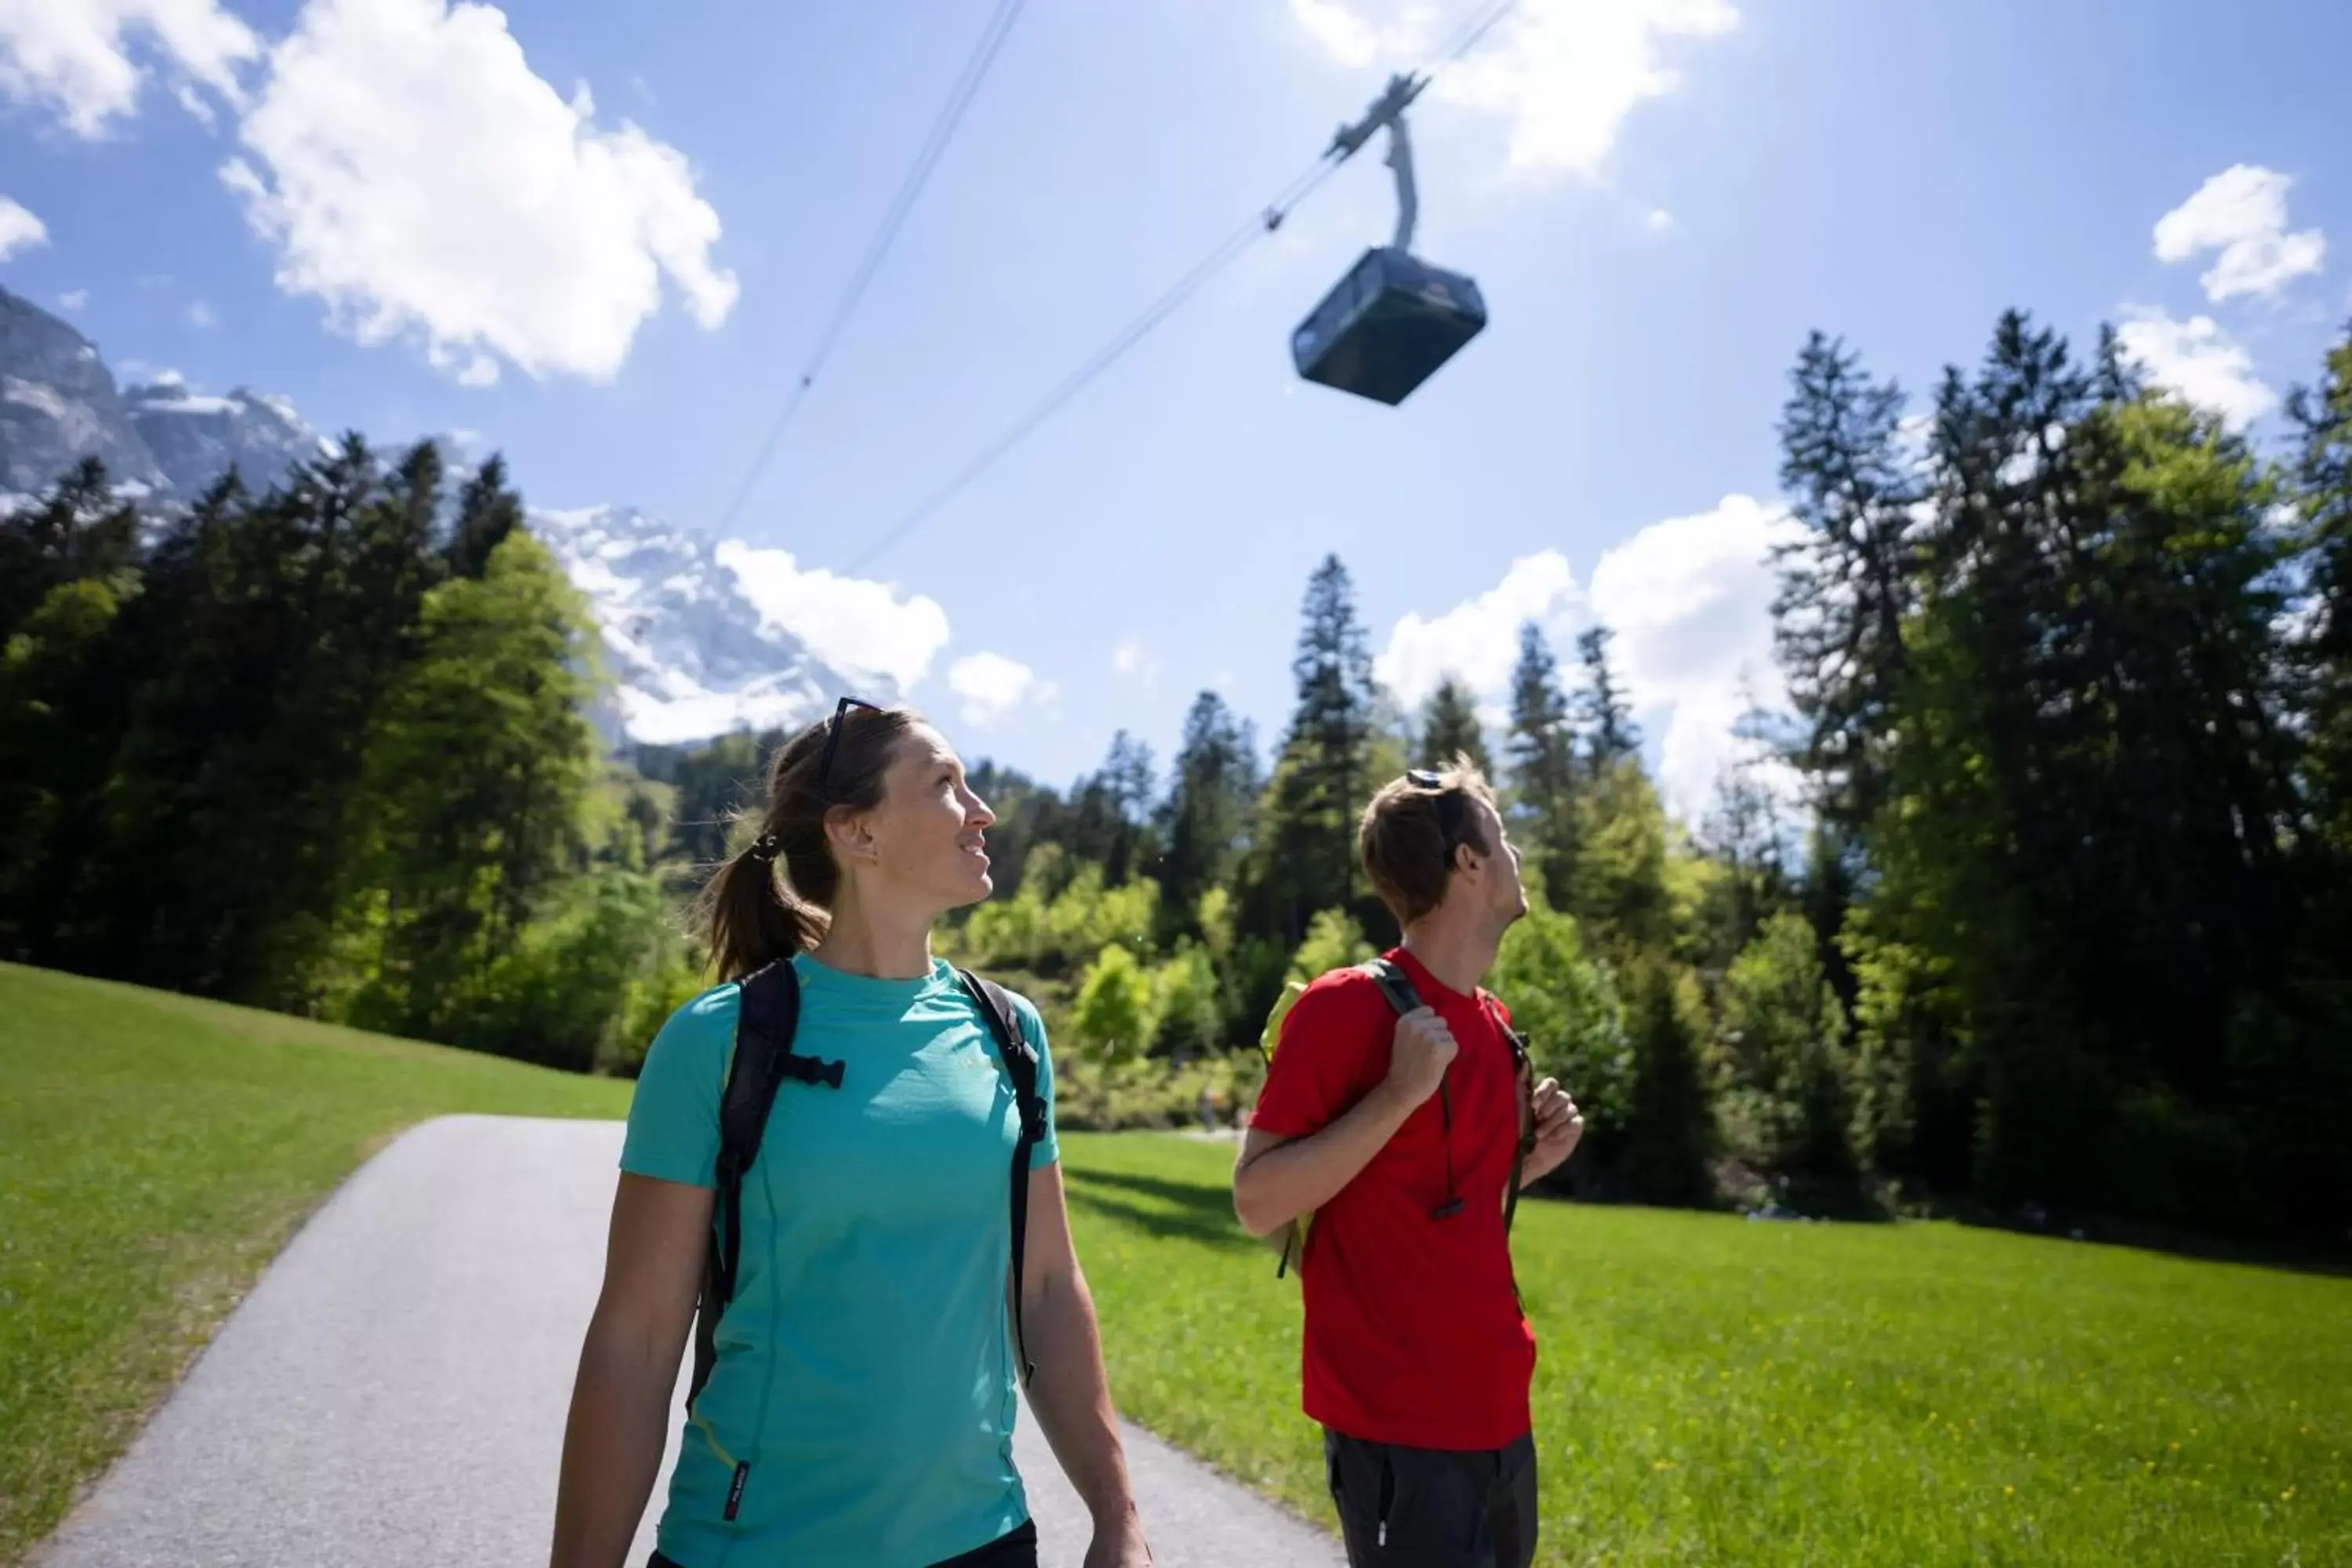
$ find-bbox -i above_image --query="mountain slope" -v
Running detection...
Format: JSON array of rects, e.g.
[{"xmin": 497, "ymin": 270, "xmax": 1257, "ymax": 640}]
[
  {"xmin": 125, "ymin": 376, "xmax": 328, "ymax": 496},
  {"xmin": 0, "ymin": 289, "xmax": 165, "ymax": 494},
  {"xmin": 530, "ymin": 503, "xmax": 869, "ymax": 746}
]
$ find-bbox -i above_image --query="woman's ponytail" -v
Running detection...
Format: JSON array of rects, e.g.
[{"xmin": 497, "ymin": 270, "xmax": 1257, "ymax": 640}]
[{"xmin": 699, "ymin": 831, "xmax": 827, "ymax": 982}]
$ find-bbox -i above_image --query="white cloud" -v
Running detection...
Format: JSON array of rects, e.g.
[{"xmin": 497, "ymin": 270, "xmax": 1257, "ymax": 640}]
[
  {"xmin": 2115, "ymin": 308, "xmax": 2278, "ymax": 430},
  {"xmin": 0, "ymin": 0, "xmax": 259, "ymax": 137},
  {"xmin": 186, "ymin": 299, "xmax": 217, "ymax": 327},
  {"xmin": 1288, "ymin": 0, "xmax": 1738, "ymax": 179},
  {"xmin": 172, "ymin": 77, "xmax": 212, "ymax": 124},
  {"xmin": 1588, "ymin": 493, "xmax": 1798, "ymax": 819},
  {"xmin": 57, "ymin": 288, "xmax": 89, "ymax": 311},
  {"xmin": 0, "ymin": 195, "xmax": 47, "ymax": 260},
  {"xmin": 1645, "ymin": 207, "xmax": 1675, "ymax": 234},
  {"xmin": 1375, "ymin": 550, "xmax": 1584, "ymax": 710},
  {"xmin": 949, "ymin": 652, "xmax": 1054, "ymax": 728},
  {"xmin": 1112, "ymin": 635, "xmax": 1161, "ymax": 684},
  {"xmin": 714, "ymin": 540, "xmax": 950, "ymax": 695},
  {"xmin": 1374, "ymin": 499, "xmax": 1795, "ymax": 821},
  {"xmin": 2152, "ymin": 165, "xmax": 2326, "ymax": 303},
  {"xmin": 221, "ymin": 0, "xmax": 739, "ymax": 385},
  {"xmin": 1288, "ymin": 0, "xmax": 1385, "ymax": 64}
]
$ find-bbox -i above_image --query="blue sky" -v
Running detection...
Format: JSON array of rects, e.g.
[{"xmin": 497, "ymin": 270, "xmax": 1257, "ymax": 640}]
[{"xmin": 5, "ymin": 0, "xmax": 2350, "ymax": 816}]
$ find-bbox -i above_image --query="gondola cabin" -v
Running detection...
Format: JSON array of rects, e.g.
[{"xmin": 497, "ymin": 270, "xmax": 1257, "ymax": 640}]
[{"xmin": 1291, "ymin": 246, "xmax": 1486, "ymax": 406}]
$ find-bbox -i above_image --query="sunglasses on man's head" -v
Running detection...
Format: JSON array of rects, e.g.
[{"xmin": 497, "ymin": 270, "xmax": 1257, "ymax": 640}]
[
  {"xmin": 816, "ymin": 695, "xmax": 885, "ymax": 795},
  {"xmin": 1406, "ymin": 769, "xmax": 1469, "ymax": 858}
]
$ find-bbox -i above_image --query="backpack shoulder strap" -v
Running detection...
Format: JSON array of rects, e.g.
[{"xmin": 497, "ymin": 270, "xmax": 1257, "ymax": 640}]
[
  {"xmin": 960, "ymin": 970, "xmax": 1043, "ymax": 1123},
  {"xmin": 720, "ymin": 960, "xmax": 803, "ymax": 1192},
  {"xmin": 1494, "ymin": 1008, "xmax": 1537, "ymax": 1240},
  {"xmin": 1358, "ymin": 955, "xmax": 1424, "ymax": 1017},
  {"xmin": 1481, "ymin": 991, "xmax": 1539, "ymax": 1314},
  {"xmin": 954, "ymin": 967, "xmax": 1045, "ymax": 1388},
  {"xmin": 690, "ymin": 959, "xmax": 835, "ymax": 1414}
]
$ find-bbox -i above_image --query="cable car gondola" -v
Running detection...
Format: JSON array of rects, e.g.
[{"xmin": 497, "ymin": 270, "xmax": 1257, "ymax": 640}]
[{"xmin": 1290, "ymin": 74, "xmax": 1487, "ymax": 406}]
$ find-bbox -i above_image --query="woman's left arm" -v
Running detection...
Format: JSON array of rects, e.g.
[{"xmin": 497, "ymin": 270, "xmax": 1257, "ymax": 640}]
[{"xmin": 1020, "ymin": 1161, "xmax": 1153, "ymax": 1568}]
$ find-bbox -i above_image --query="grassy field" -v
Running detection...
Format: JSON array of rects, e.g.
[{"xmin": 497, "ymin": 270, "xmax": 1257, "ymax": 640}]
[
  {"xmin": 0, "ymin": 962, "xmax": 633, "ymax": 1566},
  {"xmin": 1059, "ymin": 1132, "xmax": 2352, "ymax": 1566},
  {"xmin": 7, "ymin": 961, "xmax": 2348, "ymax": 1567}
]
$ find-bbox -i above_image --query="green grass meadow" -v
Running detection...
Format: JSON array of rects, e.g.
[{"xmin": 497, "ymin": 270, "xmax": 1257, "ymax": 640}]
[
  {"xmin": 0, "ymin": 962, "xmax": 632, "ymax": 1565},
  {"xmin": 1060, "ymin": 1133, "xmax": 2352, "ymax": 1566},
  {"xmin": 3, "ymin": 960, "xmax": 2347, "ymax": 1566}
]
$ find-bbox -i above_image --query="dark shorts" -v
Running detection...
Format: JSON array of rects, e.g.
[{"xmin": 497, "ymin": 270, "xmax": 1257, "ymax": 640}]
[
  {"xmin": 1323, "ymin": 1428, "xmax": 1537, "ymax": 1568},
  {"xmin": 648, "ymin": 1517, "xmax": 1037, "ymax": 1568}
]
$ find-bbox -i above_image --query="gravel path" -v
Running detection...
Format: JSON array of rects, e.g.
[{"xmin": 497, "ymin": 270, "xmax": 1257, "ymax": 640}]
[{"xmin": 34, "ymin": 1116, "xmax": 1342, "ymax": 1567}]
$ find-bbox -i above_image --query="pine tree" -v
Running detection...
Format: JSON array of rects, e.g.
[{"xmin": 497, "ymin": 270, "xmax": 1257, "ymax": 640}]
[
  {"xmin": 1157, "ymin": 691, "xmax": 1259, "ymax": 933},
  {"xmin": 447, "ymin": 452, "xmax": 524, "ymax": 579},
  {"xmin": 1065, "ymin": 731, "xmax": 1156, "ymax": 885},
  {"xmin": 1251, "ymin": 556, "xmax": 1377, "ymax": 943},
  {"xmin": 1618, "ymin": 959, "xmax": 1715, "ymax": 1206},
  {"xmin": 2292, "ymin": 332, "xmax": 2352, "ymax": 857},
  {"xmin": 1504, "ymin": 622, "xmax": 1577, "ymax": 909},
  {"xmin": 73, "ymin": 438, "xmax": 461, "ymax": 1004},
  {"xmin": 1699, "ymin": 704, "xmax": 1793, "ymax": 965},
  {"xmin": 1415, "ymin": 676, "xmax": 1491, "ymax": 775},
  {"xmin": 1573, "ymin": 624, "xmax": 1639, "ymax": 769},
  {"xmin": 67, "ymin": 448, "xmax": 393, "ymax": 995},
  {"xmin": 1773, "ymin": 332, "xmax": 1921, "ymax": 835}
]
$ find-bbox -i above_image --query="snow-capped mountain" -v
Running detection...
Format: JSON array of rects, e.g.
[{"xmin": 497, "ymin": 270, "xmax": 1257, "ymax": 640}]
[
  {"xmin": 530, "ymin": 503, "xmax": 877, "ymax": 747},
  {"xmin": 0, "ymin": 284, "xmax": 871, "ymax": 750},
  {"xmin": 1, "ymin": 287, "xmax": 165, "ymax": 494},
  {"xmin": 1, "ymin": 285, "xmax": 325, "ymax": 502},
  {"xmin": 125, "ymin": 375, "xmax": 328, "ymax": 496}
]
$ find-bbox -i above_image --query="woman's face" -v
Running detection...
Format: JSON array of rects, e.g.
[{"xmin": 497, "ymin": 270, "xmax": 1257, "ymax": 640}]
[{"xmin": 860, "ymin": 723, "xmax": 997, "ymax": 911}]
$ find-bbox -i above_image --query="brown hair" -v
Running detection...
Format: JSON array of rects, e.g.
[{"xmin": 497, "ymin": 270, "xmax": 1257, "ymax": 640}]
[
  {"xmin": 695, "ymin": 703, "xmax": 923, "ymax": 981},
  {"xmin": 1358, "ymin": 755, "xmax": 1499, "ymax": 926}
]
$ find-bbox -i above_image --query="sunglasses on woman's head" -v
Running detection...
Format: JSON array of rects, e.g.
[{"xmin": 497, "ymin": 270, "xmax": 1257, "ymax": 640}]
[{"xmin": 816, "ymin": 695, "xmax": 884, "ymax": 795}]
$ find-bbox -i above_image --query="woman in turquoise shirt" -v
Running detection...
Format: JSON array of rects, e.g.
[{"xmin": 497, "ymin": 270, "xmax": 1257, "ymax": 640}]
[{"xmin": 550, "ymin": 701, "xmax": 1154, "ymax": 1568}]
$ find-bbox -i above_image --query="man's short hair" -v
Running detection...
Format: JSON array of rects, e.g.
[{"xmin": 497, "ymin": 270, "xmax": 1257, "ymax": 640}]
[{"xmin": 1359, "ymin": 756, "xmax": 1499, "ymax": 925}]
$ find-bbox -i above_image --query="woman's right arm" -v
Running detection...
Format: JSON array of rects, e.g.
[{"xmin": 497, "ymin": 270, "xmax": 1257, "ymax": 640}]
[{"xmin": 549, "ymin": 1172, "xmax": 712, "ymax": 1568}]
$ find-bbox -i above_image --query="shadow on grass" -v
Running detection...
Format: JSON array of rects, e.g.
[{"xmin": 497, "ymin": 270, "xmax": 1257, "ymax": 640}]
[{"xmin": 1064, "ymin": 1166, "xmax": 1254, "ymax": 1254}]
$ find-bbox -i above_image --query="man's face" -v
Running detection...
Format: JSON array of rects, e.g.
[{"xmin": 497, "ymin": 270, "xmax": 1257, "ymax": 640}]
[{"xmin": 1456, "ymin": 797, "xmax": 1529, "ymax": 931}]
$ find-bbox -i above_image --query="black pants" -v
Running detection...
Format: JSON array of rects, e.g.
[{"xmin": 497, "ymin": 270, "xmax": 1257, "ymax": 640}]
[
  {"xmin": 648, "ymin": 1517, "xmax": 1037, "ymax": 1568},
  {"xmin": 1323, "ymin": 1428, "xmax": 1537, "ymax": 1568}
]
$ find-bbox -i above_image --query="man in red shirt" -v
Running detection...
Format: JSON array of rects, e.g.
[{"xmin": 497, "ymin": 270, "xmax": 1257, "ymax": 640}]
[{"xmin": 1233, "ymin": 762, "xmax": 1584, "ymax": 1568}]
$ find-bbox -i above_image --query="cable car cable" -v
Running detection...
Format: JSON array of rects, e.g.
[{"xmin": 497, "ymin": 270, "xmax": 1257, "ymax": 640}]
[
  {"xmin": 842, "ymin": 157, "xmax": 1343, "ymax": 572},
  {"xmin": 1421, "ymin": 0, "xmax": 1521, "ymax": 71},
  {"xmin": 713, "ymin": 0, "xmax": 1026, "ymax": 541},
  {"xmin": 840, "ymin": 0, "xmax": 1519, "ymax": 571}
]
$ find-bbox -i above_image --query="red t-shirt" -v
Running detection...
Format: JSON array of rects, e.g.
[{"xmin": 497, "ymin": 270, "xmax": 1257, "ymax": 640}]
[{"xmin": 1250, "ymin": 947, "xmax": 1534, "ymax": 1451}]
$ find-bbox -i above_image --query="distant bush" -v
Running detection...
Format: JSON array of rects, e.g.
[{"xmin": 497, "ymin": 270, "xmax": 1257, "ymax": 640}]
[{"xmin": 1054, "ymin": 1049, "xmax": 1266, "ymax": 1133}]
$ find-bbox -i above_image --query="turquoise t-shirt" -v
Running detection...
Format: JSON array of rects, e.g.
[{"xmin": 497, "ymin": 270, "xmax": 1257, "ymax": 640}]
[{"xmin": 619, "ymin": 951, "xmax": 1061, "ymax": 1568}]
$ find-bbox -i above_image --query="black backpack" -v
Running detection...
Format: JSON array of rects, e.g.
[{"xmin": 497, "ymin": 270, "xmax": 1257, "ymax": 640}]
[
  {"xmin": 1269, "ymin": 956, "xmax": 1536, "ymax": 1283},
  {"xmin": 684, "ymin": 959, "xmax": 1048, "ymax": 1424}
]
